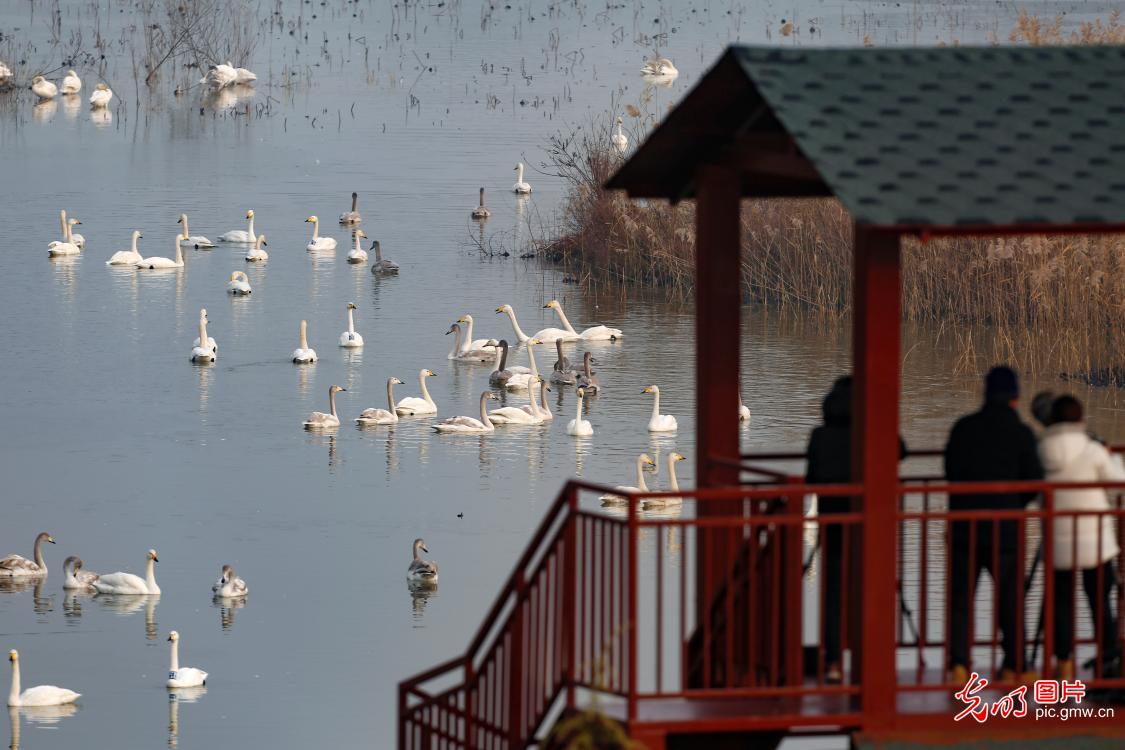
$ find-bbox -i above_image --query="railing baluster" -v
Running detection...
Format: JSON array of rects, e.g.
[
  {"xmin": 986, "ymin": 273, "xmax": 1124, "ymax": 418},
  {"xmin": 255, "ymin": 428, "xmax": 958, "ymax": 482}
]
[{"xmin": 656, "ymin": 520, "xmax": 664, "ymax": 694}]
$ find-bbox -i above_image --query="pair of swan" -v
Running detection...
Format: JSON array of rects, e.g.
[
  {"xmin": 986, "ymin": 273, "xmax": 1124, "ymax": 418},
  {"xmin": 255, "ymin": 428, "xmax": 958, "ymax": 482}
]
[
  {"xmin": 489, "ymin": 376, "xmax": 552, "ymax": 425},
  {"xmin": 46, "ymin": 210, "xmax": 83, "ymax": 256},
  {"xmin": 495, "ymin": 302, "xmax": 622, "ymax": 343},
  {"xmin": 471, "ymin": 188, "xmax": 491, "ymax": 219},
  {"xmin": 137, "ymin": 236, "xmax": 185, "ymax": 269},
  {"xmin": 227, "ymin": 271, "xmax": 252, "ymax": 295},
  {"xmin": 433, "ymin": 392, "xmax": 498, "ymax": 433},
  {"xmin": 305, "ymin": 385, "xmax": 345, "ymax": 428},
  {"xmin": 219, "ymin": 210, "xmax": 256, "ymax": 243},
  {"xmin": 512, "ymin": 163, "xmax": 532, "ymax": 194},
  {"xmin": 599, "ymin": 454, "xmax": 657, "ymax": 504},
  {"xmin": 408, "ymin": 539, "xmax": 438, "ymax": 583},
  {"xmin": 106, "ymin": 231, "xmax": 143, "ymax": 265},
  {"xmin": 211, "ymin": 565, "xmax": 248, "ymax": 598},
  {"xmin": 292, "ymin": 320, "xmax": 317, "ymax": 362},
  {"xmin": 166, "ymin": 631, "xmax": 207, "ymax": 688},
  {"xmin": 339, "ymin": 303, "xmax": 363, "ymax": 347},
  {"xmin": 356, "ymin": 377, "xmax": 405, "ymax": 425},
  {"xmin": 567, "ymin": 388, "xmax": 594, "ymax": 436},
  {"xmin": 88, "ymin": 83, "xmax": 112, "ymax": 109},
  {"xmin": 395, "ymin": 369, "xmax": 438, "ymax": 416},
  {"xmin": 63, "ymin": 556, "xmax": 98, "ymax": 590},
  {"xmin": 612, "ymin": 117, "xmax": 628, "ymax": 153},
  {"xmin": 600, "ymin": 452, "xmax": 686, "ymax": 508},
  {"xmin": 245, "ymin": 235, "xmax": 268, "ymax": 262},
  {"xmin": 7, "ymin": 651, "xmax": 80, "ymax": 707},
  {"xmin": 191, "ymin": 309, "xmax": 217, "ymax": 363},
  {"xmin": 643, "ymin": 385, "xmax": 677, "ymax": 432},
  {"xmin": 305, "ymin": 216, "xmax": 337, "ymax": 252},
  {"xmin": 93, "ymin": 549, "xmax": 161, "ymax": 595},
  {"xmin": 340, "ymin": 192, "xmax": 362, "ymax": 224},
  {"xmin": 347, "ymin": 230, "xmax": 369, "ymax": 263},
  {"xmin": 178, "ymin": 214, "xmax": 214, "ymax": 248},
  {"xmin": 0, "ymin": 533, "xmax": 55, "ymax": 578},
  {"xmin": 371, "ymin": 240, "xmax": 398, "ymax": 275}
]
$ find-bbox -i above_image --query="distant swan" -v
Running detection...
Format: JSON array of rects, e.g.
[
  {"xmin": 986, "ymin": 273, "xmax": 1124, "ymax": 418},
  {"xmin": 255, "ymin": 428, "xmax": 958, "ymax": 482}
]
[
  {"xmin": 433, "ymin": 391, "xmax": 497, "ymax": 433},
  {"xmin": 62, "ymin": 556, "xmax": 99, "ymax": 590},
  {"xmin": 219, "ymin": 210, "xmax": 256, "ymax": 243},
  {"xmin": 641, "ymin": 56, "xmax": 678, "ymax": 78},
  {"xmin": 245, "ymin": 234, "xmax": 268, "ymax": 262},
  {"xmin": 346, "ymin": 229, "xmax": 368, "ymax": 264},
  {"xmin": 88, "ymin": 83, "xmax": 112, "ymax": 108},
  {"xmin": 304, "ymin": 215, "xmax": 336, "ymax": 252},
  {"xmin": 106, "ymin": 230, "xmax": 143, "ymax": 265},
  {"xmin": 495, "ymin": 303, "xmax": 570, "ymax": 344},
  {"xmin": 566, "ymin": 388, "xmax": 594, "ymax": 436},
  {"xmin": 489, "ymin": 375, "xmax": 548, "ymax": 425},
  {"xmin": 304, "ymin": 384, "xmax": 345, "ymax": 429},
  {"xmin": 544, "ymin": 299, "xmax": 622, "ymax": 341},
  {"xmin": 642, "ymin": 385, "xmax": 677, "ymax": 432},
  {"xmin": 191, "ymin": 310, "xmax": 217, "ymax": 363},
  {"xmin": 227, "ymin": 271, "xmax": 251, "ymax": 295},
  {"xmin": 93, "ymin": 549, "xmax": 160, "ymax": 595},
  {"xmin": 512, "ymin": 162, "xmax": 532, "ymax": 194},
  {"xmin": 31, "ymin": 76, "xmax": 57, "ymax": 100},
  {"xmin": 60, "ymin": 70, "xmax": 81, "ymax": 94},
  {"xmin": 7, "ymin": 651, "xmax": 79, "ymax": 707},
  {"xmin": 291, "ymin": 319, "xmax": 317, "ymax": 363},
  {"xmin": 642, "ymin": 452, "xmax": 686, "ymax": 509},
  {"xmin": 611, "ymin": 116, "xmax": 628, "ymax": 153},
  {"xmin": 338, "ymin": 303, "xmax": 363, "ymax": 347},
  {"xmin": 395, "ymin": 369, "xmax": 438, "ymax": 416},
  {"xmin": 600, "ymin": 453, "xmax": 656, "ymax": 504},
  {"xmin": 407, "ymin": 539, "xmax": 438, "ymax": 583},
  {"xmin": 356, "ymin": 377, "xmax": 403, "ymax": 426},
  {"xmin": 370, "ymin": 240, "xmax": 399, "ymax": 275},
  {"xmin": 136, "ymin": 235, "xmax": 184, "ymax": 269},
  {"xmin": 339, "ymin": 192, "xmax": 361, "ymax": 225},
  {"xmin": 211, "ymin": 565, "xmax": 248, "ymax": 598},
  {"xmin": 471, "ymin": 187, "xmax": 491, "ymax": 219},
  {"xmin": 165, "ymin": 631, "xmax": 207, "ymax": 688},
  {"xmin": 0, "ymin": 533, "xmax": 54, "ymax": 578},
  {"xmin": 178, "ymin": 214, "xmax": 213, "ymax": 249}
]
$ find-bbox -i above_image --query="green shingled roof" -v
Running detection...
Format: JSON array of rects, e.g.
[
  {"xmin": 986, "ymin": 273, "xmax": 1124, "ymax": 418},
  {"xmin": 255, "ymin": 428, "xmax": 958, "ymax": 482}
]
[{"xmin": 608, "ymin": 45, "xmax": 1125, "ymax": 233}]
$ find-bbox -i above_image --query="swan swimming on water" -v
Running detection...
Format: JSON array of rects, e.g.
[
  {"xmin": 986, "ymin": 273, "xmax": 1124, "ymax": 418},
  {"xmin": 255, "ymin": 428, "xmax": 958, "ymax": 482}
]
[
  {"xmin": 433, "ymin": 392, "xmax": 498, "ymax": 433},
  {"xmin": 550, "ymin": 339, "xmax": 576, "ymax": 385},
  {"xmin": 396, "ymin": 369, "xmax": 438, "ymax": 416},
  {"xmin": 495, "ymin": 303, "xmax": 571, "ymax": 344},
  {"xmin": 106, "ymin": 231, "xmax": 144, "ymax": 265},
  {"xmin": 567, "ymin": 388, "xmax": 594, "ymax": 437},
  {"xmin": 338, "ymin": 303, "xmax": 364, "ymax": 347},
  {"xmin": 191, "ymin": 310, "xmax": 217, "ymax": 363},
  {"xmin": 0, "ymin": 533, "xmax": 54, "ymax": 578},
  {"xmin": 165, "ymin": 631, "xmax": 208, "ymax": 688},
  {"xmin": 177, "ymin": 214, "xmax": 214, "ymax": 249},
  {"xmin": 136, "ymin": 236, "xmax": 184, "ymax": 269},
  {"xmin": 201, "ymin": 62, "xmax": 237, "ymax": 89},
  {"xmin": 489, "ymin": 375, "xmax": 549, "ymax": 425},
  {"xmin": 739, "ymin": 394, "xmax": 752, "ymax": 422},
  {"xmin": 304, "ymin": 215, "xmax": 336, "ymax": 252},
  {"xmin": 356, "ymin": 377, "xmax": 404, "ymax": 426},
  {"xmin": 305, "ymin": 385, "xmax": 345, "ymax": 429},
  {"xmin": 219, "ymin": 210, "xmax": 256, "ymax": 243},
  {"xmin": 62, "ymin": 556, "xmax": 99, "ymax": 590},
  {"xmin": 291, "ymin": 319, "xmax": 317, "ymax": 363},
  {"xmin": 504, "ymin": 338, "xmax": 543, "ymax": 391},
  {"xmin": 512, "ymin": 162, "xmax": 532, "ymax": 194},
  {"xmin": 544, "ymin": 300, "xmax": 623, "ymax": 341},
  {"xmin": 88, "ymin": 83, "xmax": 112, "ymax": 108},
  {"xmin": 407, "ymin": 539, "xmax": 438, "ymax": 583},
  {"xmin": 339, "ymin": 192, "xmax": 361, "ymax": 224},
  {"xmin": 576, "ymin": 352, "xmax": 600, "ymax": 394},
  {"xmin": 47, "ymin": 211, "xmax": 81, "ymax": 256},
  {"xmin": 370, "ymin": 240, "xmax": 399, "ymax": 275},
  {"xmin": 346, "ymin": 230, "xmax": 368, "ymax": 264},
  {"xmin": 192, "ymin": 308, "xmax": 217, "ymax": 354},
  {"xmin": 62, "ymin": 211, "xmax": 85, "ymax": 248},
  {"xmin": 60, "ymin": 70, "xmax": 81, "ymax": 95},
  {"xmin": 93, "ymin": 549, "xmax": 160, "ymax": 595},
  {"xmin": 245, "ymin": 234, "xmax": 268, "ymax": 262},
  {"xmin": 30, "ymin": 76, "xmax": 57, "ymax": 100},
  {"xmin": 471, "ymin": 187, "xmax": 491, "ymax": 219},
  {"xmin": 7, "ymin": 651, "xmax": 79, "ymax": 707},
  {"xmin": 211, "ymin": 565, "xmax": 248, "ymax": 598},
  {"xmin": 642, "ymin": 452, "xmax": 686, "ymax": 509},
  {"xmin": 456, "ymin": 315, "xmax": 497, "ymax": 357},
  {"xmin": 600, "ymin": 453, "xmax": 656, "ymax": 504},
  {"xmin": 227, "ymin": 271, "xmax": 252, "ymax": 295},
  {"xmin": 642, "ymin": 385, "xmax": 677, "ymax": 432}
]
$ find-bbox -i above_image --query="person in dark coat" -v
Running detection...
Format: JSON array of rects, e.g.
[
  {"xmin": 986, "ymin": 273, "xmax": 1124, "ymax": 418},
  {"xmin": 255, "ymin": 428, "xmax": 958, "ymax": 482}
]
[
  {"xmin": 806, "ymin": 376, "xmax": 905, "ymax": 682},
  {"xmin": 945, "ymin": 366, "xmax": 1044, "ymax": 683}
]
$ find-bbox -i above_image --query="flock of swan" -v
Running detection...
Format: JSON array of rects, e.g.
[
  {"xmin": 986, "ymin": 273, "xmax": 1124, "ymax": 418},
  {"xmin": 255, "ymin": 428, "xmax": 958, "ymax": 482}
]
[
  {"xmin": 1, "ymin": 535, "xmax": 249, "ymax": 705},
  {"xmin": 23, "ymin": 69, "xmax": 114, "ymax": 109}
]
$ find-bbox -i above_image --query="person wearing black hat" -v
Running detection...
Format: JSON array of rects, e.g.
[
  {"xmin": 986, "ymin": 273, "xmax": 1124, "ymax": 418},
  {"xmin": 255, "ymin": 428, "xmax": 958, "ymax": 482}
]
[{"xmin": 945, "ymin": 365, "xmax": 1044, "ymax": 684}]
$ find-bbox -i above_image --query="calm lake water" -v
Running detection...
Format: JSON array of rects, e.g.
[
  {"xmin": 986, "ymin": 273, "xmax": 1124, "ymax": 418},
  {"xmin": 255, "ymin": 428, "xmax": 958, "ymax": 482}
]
[{"xmin": 1, "ymin": 1, "xmax": 1122, "ymax": 748}]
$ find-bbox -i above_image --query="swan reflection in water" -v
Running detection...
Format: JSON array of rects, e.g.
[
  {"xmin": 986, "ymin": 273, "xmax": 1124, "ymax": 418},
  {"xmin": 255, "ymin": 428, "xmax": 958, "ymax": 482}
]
[
  {"xmin": 0, "ymin": 580, "xmax": 54, "ymax": 616},
  {"xmin": 167, "ymin": 686, "xmax": 207, "ymax": 748},
  {"xmin": 408, "ymin": 580, "xmax": 438, "ymax": 625},
  {"xmin": 212, "ymin": 595, "xmax": 248, "ymax": 632},
  {"xmin": 95, "ymin": 594, "xmax": 161, "ymax": 640},
  {"xmin": 9, "ymin": 703, "xmax": 79, "ymax": 749}
]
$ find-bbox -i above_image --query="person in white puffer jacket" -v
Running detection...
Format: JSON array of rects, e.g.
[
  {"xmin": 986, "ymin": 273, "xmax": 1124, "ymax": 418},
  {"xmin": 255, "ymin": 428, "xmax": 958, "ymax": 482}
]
[{"xmin": 1038, "ymin": 394, "xmax": 1122, "ymax": 680}]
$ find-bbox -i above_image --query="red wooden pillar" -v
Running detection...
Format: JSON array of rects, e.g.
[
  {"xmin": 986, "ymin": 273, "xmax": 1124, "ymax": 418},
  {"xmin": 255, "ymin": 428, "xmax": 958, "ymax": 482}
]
[{"xmin": 851, "ymin": 226, "xmax": 901, "ymax": 728}]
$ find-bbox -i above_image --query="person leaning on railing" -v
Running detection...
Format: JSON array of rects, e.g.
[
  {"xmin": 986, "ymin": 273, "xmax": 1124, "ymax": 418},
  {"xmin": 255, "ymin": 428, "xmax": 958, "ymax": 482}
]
[
  {"xmin": 1038, "ymin": 395, "xmax": 1123, "ymax": 682},
  {"xmin": 944, "ymin": 366, "xmax": 1044, "ymax": 685}
]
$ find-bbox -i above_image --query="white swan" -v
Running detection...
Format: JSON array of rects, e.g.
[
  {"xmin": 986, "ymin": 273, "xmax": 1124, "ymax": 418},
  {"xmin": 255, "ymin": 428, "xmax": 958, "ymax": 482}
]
[
  {"xmin": 291, "ymin": 319, "xmax": 317, "ymax": 363},
  {"xmin": 456, "ymin": 315, "xmax": 497, "ymax": 356},
  {"xmin": 227, "ymin": 271, "xmax": 252, "ymax": 295},
  {"xmin": 370, "ymin": 240, "xmax": 399, "ymax": 275},
  {"xmin": 219, "ymin": 210, "xmax": 256, "ymax": 243},
  {"xmin": 62, "ymin": 556, "xmax": 99, "ymax": 590},
  {"xmin": 642, "ymin": 452, "xmax": 686, "ymax": 509},
  {"xmin": 395, "ymin": 369, "xmax": 438, "ymax": 416},
  {"xmin": 641, "ymin": 56, "xmax": 678, "ymax": 78},
  {"xmin": 201, "ymin": 62, "xmax": 237, "ymax": 89},
  {"xmin": 60, "ymin": 70, "xmax": 81, "ymax": 95},
  {"xmin": 339, "ymin": 192, "xmax": 361, "ymax": 224},
  {"xmin": 566, "ymin": 388, "xmax": 594, "ymax": 436},
  {"xmin": 245, "ymin": 234, "xmax": 268, "ymax": 262},
  {"xmin": 191, "ymin": 309, "xmax": 217, "ymax": 363},
  {"xmin": 544, "ymin": 299, "xmax": 623, "ymax": 341},
  {"xmin": 512, "ymin": 162, "xmax": 532, "ymax": 194},
  {"xmin": 233, "ymin": 65, "xmax": 256, "ymax": 85},
  {"xmin": 0, "ymin": 62, "xmax": 13, "ymax": 83},
  {"xmin": 346, "ymin": 229, "xmax": 368, "ymax": 264},
  {"xmin": 433, "ymin": 392, "xmax": 498, "ymax": 433},
  {"xmin": 7, "ymin": 652, "xmax": 79, "ymax": 707},
  {"xmin": 488, "ymin": 340, "xmax": 517, "ymax": 387},
  {"xmin": 136, "ymin": 235, "xmax": 184, "ymax": 269},
  {"xmin": 192, "ymin": 309, "xmax": 217, "ymax": 352},
  {"xmin": 489, "ymin": 375, "xmax": 548, "ymax": 425},
  {"xmin": 0, "ymin": 533, "xmax": 54, "ymax": 578},
  {"xmin": 47, "ymin": 211, "xmax": 80, "ymax": 256},
  {"xmin": 88, "ymin": 83, "xmax": 112, "ymax": 108},
  {"xmin": 63, "ymin": 213, "xmax": 85, "ymax": 247},
  {"xmin": 495, "ymin": 303, "xmax": 571, "ymax": 343},
  {"xmin": 304, "ymin": 215, "xmax": 336, "ymax": 252},
  {"xmin": 165, "ymin": 632, "xmax": 207, "ymax": 688},
  {"xmin": 106, "ymin": 230, "xmax": 143, "ymax": 265},
  {"xmin": 739, "ymin": 394, "xmax": 751, "ymax": 423},
  {"xmin": 305, "ymin": 385, "xmax": 344, "ymax": 429},
  {"xmin": 30, "ymin": 76, "xmax": 57, "ymax": 100},
  {"xmin": 93, "ymin": 549, "xmax": 160, "ymax": 595},
  {"xmin": 356, "ymin": 377, "xmax": 403, "ymax": 425},
  {"xmin": 611, "ymin": 116, "xmax": 628, "ymax": 153},
  {"xmin": 534, "ymin": 377, "xmax": 553, "ymax": 421},
  {"xmin": 471, "ymin": 187, "xmax": 491, "ymax": 219},
  {"xmin": 600, "ymin": 453, "xmax": 656, "ymax": 504},
  {"xmin": 338, "ymin": 303, "xmax": 363, "ymax": 347},
  {"xmin": 407, "ymin": 539, "xmax": 438, "ymax": 583},
  {"xmin": 211, "ymin": 564, "xmax": 248, "ymax": 597},
  {"xmin": 642, "ymin": 385, "xmax": 678, "ymax": 432},
  {"xmin": 505, "ymin": 338, "xmax": 543, "ymax": 391},
  {"xmin": 177, "ymin": 214, "xmax": 214, "ymax": 249}
]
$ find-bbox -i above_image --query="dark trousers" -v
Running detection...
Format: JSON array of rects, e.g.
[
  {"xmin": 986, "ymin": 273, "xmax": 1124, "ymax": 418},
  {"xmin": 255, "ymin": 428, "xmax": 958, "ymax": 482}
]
[
  {"xmin": 949, "ymin": 523, "xmax": 1024, "ymax": 672},
  {"xmin": 1053, "ymin": 561, "xmax": 1121, "ymax": 665},
  {"xmin": 821, "ymin": 516, "xmax": 845, "ymax": 666}
]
